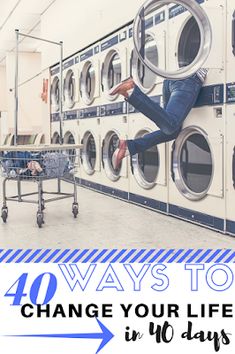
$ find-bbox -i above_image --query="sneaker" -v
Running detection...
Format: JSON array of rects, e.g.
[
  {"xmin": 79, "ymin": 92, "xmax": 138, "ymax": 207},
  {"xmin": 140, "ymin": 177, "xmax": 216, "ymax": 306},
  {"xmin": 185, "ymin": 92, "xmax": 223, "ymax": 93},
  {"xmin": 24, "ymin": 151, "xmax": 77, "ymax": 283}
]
[
  {"xmin": 109, "ymin": 78, "xmax": 135, "ymax": 98},
  {"xmin": 112, "ymin": 140, "xmax": 129, "ymax": 170}
]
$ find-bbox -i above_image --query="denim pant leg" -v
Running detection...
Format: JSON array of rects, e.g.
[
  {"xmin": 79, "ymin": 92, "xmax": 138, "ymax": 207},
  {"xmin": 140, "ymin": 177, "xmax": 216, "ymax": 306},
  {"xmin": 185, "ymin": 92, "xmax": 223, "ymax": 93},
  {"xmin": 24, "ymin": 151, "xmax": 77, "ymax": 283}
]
[
  {"xmin": 127, "ymin": 75, "xmax": 202, "ymax": 135},
  {"xmin": 127, "ymin": 128, "xmax": 181, "ymax": 156}
]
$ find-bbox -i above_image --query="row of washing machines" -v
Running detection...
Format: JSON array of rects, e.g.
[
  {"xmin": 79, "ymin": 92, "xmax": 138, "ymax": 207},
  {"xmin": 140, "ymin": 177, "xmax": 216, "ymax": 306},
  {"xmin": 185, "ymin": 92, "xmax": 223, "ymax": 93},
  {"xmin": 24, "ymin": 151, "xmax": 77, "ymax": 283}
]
[{"xmin": 50, "ymin": 0, "xmax": 235, "ymax": 236}]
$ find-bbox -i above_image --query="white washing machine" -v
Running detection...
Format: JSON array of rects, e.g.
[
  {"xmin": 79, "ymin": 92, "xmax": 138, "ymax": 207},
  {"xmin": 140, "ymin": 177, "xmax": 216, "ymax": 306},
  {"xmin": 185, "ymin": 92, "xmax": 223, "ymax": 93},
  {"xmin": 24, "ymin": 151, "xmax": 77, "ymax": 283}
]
[
  {"xmin": 50, "ymin": 65, "xmax": 60, "ymax": 122},
  {"xmin": 79, "ymin": 43, "xmax": 101, "ymax": 108},
  {"xmin": 63, "ymin": 54, "xmax": 80, "ymax": 121},
  {"xmin": 127, "ymin": 13, "xmax": 168, "ymax": 211},
  {"xmin": 225, "ymin": 0, "xmax": 235, "ymax": 236},
  {"xmin": 78, "ymin": 117, "xmax": 102, "ymax": 188},
  {"xmin": 166, "ymin": 0, "xmax": 226, "ymax": 232},
  {"xmin": 99, "ymin": 27, "xmax": 130, "ymax": 197}
]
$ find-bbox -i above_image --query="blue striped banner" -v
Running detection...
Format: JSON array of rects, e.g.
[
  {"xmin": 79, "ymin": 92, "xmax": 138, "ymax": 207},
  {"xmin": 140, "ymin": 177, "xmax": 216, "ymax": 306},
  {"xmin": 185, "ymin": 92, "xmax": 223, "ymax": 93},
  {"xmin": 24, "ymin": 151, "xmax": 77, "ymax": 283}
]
[{"xmin": 0, "ymin": 249, "xmax": 234, "ymax": 263}]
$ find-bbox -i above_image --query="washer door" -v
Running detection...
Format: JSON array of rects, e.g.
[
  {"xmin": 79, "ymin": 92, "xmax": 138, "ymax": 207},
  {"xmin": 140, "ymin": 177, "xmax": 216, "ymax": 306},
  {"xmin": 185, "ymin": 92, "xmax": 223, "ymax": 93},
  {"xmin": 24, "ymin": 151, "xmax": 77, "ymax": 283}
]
[
  {"xmin": 131, "ymin": 33, "xmax": 158, "ymax": 93},
  {"xmin": 51, "ymin": 76, "xmax": 60, "ymax": 112},
  {"xmin": 51, "ymin": 132, "xmax": 60, "ymax": 144},
  {"xmin": 64, "ymin": 132, "xmax": 76, "ymax": 162},
  {"xmin": 132, "ymin": 130, "xmax": 160, "ymax": 189},
  {"xmin": 64, "ymin": 69, "xmax": 75, "ymax": 109},
  {"xmin": 133, "ymin": 0, "xmax": 212, "ymax": 79},
  {"xmin": 102, "ymin": 131, "xmax": 122, "ymax": 181},
  {"xmin": 101, "ymin": 50, "xmax": 122, "ymax": 100},
  {"xmin": 172, "ymin": 127, "xmax": 213, "ymax": 200},
  {"xmin": 82, "ymin": 131, "xmax": 97, "ymax": 175},
  {"xmin": 80, "ymin": 61, "xmax": 96, "ymax": 105}
]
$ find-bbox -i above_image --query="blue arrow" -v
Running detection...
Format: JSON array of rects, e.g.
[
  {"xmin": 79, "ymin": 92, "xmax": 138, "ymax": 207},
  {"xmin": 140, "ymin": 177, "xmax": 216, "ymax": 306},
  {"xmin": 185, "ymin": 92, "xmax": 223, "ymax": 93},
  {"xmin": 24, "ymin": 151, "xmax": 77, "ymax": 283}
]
[{"xmin": 6, "ymin": 318, "xmax": 114, "ymax": 353}]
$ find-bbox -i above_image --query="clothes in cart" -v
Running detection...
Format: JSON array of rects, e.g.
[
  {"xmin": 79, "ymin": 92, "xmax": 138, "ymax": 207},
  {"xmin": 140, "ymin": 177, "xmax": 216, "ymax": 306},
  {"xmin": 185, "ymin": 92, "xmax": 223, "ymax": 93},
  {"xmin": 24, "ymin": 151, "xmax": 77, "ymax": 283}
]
[{"xmin": 0, "ymin": 151, "xmax": 71, "ymax": 178}]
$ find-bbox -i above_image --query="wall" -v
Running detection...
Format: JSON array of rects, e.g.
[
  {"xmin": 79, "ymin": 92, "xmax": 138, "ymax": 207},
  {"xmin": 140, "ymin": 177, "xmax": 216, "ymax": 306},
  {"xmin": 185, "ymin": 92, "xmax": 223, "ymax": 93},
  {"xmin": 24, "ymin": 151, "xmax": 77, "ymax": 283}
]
[
  {"xmin": 6, "ymin": 51, "xmax": 43, "ymax": 135},
  {"xmin": 0, "ymin": 66, "xmax": 7, "ymax": 112},
  {"xmin": 41, "ymin": 0, "xmax": 144, "ymax": 68}
]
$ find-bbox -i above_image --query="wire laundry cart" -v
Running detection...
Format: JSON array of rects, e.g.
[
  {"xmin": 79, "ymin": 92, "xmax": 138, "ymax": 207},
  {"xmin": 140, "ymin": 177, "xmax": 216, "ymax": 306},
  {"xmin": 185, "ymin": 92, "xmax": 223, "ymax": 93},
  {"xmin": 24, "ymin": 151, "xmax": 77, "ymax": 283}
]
[
  {"xmin": 0, "ymin": 144, "xmax": 82, "ymax": 227},
  {"xmin": 0, "ymin": 31, "xmax": 83, "ymax": 228}
]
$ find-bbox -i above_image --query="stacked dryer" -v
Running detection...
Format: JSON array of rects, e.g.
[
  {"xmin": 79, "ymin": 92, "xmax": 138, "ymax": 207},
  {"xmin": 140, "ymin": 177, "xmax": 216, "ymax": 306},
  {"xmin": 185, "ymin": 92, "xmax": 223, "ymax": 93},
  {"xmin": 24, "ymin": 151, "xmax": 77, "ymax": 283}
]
[
  {"xmin": 127, "ymin": 9, "xmax": 168, "ymax": 212},
  {"xmin": 78, "ymin": 42, "xmax": 103, "ymax": 188},
  {"xmin": 165, "ymin": 0, "xmax": 226, "ymax": 232},
  {"xmin": 99, "ymin": 27, "xmax": 129, "ymax": 198}
]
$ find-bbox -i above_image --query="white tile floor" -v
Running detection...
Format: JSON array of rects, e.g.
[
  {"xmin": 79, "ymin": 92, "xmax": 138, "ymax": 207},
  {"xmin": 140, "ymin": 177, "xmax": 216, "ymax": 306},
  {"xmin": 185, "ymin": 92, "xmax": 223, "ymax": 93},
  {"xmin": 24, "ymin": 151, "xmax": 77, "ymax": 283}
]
[{"xmin": 0, "ymin": 178, "xmax": 235, "ymax": 249}]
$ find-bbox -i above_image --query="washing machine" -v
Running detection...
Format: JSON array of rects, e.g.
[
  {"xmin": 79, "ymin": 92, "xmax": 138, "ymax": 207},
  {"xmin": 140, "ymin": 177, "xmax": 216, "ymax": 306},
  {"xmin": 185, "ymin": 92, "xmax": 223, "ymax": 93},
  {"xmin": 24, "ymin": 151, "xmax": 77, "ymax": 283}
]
[
  {"xmin": 225, "ymin": 0, "xmax": 235, "ymax": 236},
  {"xmin": 127, "ymin": 12, "xmax": 168, "ymax": 211},
  {"xmin": 98, "ymin": 27, "xmax": 130, "ymax": 197},
  {"xmin": 166, "ymin": 0, "xmax": 226, "ymax": 232},
  {"xmin": 34, "ymin": 133, "xmax": 45, "ymax": 145},
  {"xmin": 50, "ymin": 64, "xmax": 60, "ymax": 123},
  {"xmin": 63, "ymin": 54, "xmax": 80, "ymax": 120}
]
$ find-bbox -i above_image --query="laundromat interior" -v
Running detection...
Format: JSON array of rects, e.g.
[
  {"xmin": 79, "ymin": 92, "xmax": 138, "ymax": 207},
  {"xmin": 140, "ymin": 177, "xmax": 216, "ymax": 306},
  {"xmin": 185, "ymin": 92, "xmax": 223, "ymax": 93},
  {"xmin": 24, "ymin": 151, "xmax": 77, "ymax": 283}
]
[{"xmin": 0, "ymin": 0, "xmax": 235, "ymax": 249}]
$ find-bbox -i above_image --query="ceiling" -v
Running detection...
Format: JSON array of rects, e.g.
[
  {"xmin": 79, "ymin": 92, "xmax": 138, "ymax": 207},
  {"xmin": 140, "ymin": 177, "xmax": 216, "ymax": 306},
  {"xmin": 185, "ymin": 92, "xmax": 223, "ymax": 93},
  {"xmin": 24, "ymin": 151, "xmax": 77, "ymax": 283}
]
[{"xmin": 0, "ymin": 0, "xmax": 57, "ymax": 66}]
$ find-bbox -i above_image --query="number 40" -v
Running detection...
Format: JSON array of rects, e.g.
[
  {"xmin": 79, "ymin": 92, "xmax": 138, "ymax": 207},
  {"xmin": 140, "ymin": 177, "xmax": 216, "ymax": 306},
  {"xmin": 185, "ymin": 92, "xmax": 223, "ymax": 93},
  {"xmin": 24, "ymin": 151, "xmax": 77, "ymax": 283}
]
[{"xmin": 5, "ymin": 273, "xmax": 57, "ymax": 306}]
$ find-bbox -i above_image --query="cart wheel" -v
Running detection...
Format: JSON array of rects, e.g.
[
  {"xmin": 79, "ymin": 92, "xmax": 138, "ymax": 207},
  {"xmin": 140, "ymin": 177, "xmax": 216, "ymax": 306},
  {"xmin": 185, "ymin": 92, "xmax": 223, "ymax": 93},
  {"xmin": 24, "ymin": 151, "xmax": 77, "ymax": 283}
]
[
  {"xmin": 72, "ymin": 203, "xmax": 79, "ymax": 218},
  {"xmin": 37, "ymin": 213, "xmax": 44, "ymax": 228},
  {"xmin": 1, "ymin": 207, "xmax": 8, "ymax": 223}
]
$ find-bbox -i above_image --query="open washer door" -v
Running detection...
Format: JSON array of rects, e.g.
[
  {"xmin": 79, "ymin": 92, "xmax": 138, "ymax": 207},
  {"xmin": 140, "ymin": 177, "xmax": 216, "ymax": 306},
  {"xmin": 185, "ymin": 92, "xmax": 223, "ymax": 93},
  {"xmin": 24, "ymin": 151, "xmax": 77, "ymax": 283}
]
[{"xmin": 133, "ymin": 0, "xmax": 212, "ymax": 79}]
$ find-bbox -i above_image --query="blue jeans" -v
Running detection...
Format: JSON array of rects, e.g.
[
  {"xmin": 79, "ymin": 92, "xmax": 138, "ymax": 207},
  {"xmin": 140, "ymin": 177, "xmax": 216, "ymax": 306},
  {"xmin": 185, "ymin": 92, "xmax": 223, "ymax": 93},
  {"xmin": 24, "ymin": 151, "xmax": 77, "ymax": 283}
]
[{"xmin": 127, "ymin": 74, "xmax": 203, "ymax": 155}]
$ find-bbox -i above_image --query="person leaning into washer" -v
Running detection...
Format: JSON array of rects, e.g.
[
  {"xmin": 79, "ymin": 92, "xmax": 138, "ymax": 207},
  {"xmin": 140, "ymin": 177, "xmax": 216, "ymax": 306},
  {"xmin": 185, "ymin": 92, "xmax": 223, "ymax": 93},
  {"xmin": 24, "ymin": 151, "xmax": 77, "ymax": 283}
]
[{"xmin": 110, "ymin": 69, "xmax": 208, "ymax": 170}]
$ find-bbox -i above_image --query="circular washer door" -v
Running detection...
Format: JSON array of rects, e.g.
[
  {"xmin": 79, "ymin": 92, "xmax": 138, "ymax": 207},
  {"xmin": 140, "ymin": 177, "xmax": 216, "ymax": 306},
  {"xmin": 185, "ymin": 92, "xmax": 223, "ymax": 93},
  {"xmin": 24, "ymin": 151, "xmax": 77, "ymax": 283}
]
[
  {"xmin": 131, "ymin": 33, "xmax": 158, "ymax": 93},
  {"xmin": 64, "ymin": 132, "xmax": 76, "ymax": 163},
  {"xmin": 80, "ymin": 61, "xmax": 96, "ymax": 105},
  {"xmin": 82, "ymin": 132, "xmax": 97, "ymax": 175},
  {"xmin": 178, "ymin": 16, "xmax": 201, "ymax": 68},
  {"xmin": 51, "ymin": 132, "xmax": 60, "ymax": 144},
  {"xmin": 64, "ymin": 69, "xmax": 75, "ymax": 109},
  {"xmin": 102, "ymin": 50, "xmax": 122, "ymax": 100},
  {"xmin": 132, "ymin": 130, "xmax": 160, "ymax": 189},
  {"xmin": 51, "ymin": 76, "xmax": 60, "ymax": 112},
  {"xmin": 102, "ymin": 131, "xmax": 122, "ymax": 181},
  {"xmin": 172, "ymin": 127, "xmax": 213, "ymax": 200}
]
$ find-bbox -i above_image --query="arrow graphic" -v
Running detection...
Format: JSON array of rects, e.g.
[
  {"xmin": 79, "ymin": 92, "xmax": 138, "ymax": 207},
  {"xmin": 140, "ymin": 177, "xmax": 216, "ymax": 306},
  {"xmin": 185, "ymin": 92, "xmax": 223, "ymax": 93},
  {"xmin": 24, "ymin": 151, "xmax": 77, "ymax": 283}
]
[{"xmin": 6, "ymin": 318, "xmax": 114, "ymax": 354}]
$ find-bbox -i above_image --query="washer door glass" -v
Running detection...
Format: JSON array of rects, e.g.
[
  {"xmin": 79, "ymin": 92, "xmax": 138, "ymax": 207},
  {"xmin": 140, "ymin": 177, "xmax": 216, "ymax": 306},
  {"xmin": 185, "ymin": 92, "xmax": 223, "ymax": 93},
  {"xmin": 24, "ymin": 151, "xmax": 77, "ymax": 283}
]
[
  {"xmin": 83, "ymin": 132, "xmax": 97, "ymax": 174},
  {"xmin": 103, "ymin": 132, "xmax": 121, "ymax": 181},
  {"xmin": 132, "ymin": 130, "xmax": 159, "ymax": 189},
  {"xmin": 108, "ymin": 52, "xmax": 122, "ymax": 89},
  {"xmin": 80, "ymin": 61, "xmax": 96, "ymax": 104},
  {"xmin": 180, "ymin": 133, "xmax": 212, "ymax": 194},
  {"xmin": 51, "ymin": 132, "xmax": 60, "ymax": 144},
  {"xmin": 64, "ymin": 69, "xmax": 75, "ymax": 108},
  {"xmin": 132, "ymin": 34, "xmax": 158, "ymax": 91},
  {"xmin": 51, "ymin": 76, "xmax": 60, "ymax": 111},
  {"xmin": 178, "ymin": 16, "xmax": 201, "ymax": 68}
]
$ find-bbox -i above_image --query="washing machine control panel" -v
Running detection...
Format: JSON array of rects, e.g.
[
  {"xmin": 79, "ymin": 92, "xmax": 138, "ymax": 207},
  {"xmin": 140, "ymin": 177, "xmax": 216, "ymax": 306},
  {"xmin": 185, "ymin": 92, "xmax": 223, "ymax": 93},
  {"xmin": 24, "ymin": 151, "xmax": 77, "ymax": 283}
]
[{"xmin": 226, "ymin": 83, "xmax": 235, "ymax": 103}]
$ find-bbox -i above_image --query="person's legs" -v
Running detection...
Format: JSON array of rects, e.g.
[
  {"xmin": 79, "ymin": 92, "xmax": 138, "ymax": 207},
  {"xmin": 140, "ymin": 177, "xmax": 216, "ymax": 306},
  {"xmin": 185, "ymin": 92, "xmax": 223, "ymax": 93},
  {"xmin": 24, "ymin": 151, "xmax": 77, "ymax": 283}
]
[
  {"xmin": 127, "ymin": 128, "xmax": 180, "ymax": 156},
  {"xmin": 127, "ymin": 75, "xmax": 202, "ymax": 135}
]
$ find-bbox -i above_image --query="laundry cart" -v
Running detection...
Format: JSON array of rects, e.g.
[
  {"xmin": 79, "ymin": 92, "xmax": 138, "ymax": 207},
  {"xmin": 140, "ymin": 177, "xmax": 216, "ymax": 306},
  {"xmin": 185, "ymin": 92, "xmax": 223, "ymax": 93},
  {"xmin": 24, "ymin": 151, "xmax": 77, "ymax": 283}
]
[{"xmin": 0, "ymin": 144, "xmax": 82, "ymax": 227}]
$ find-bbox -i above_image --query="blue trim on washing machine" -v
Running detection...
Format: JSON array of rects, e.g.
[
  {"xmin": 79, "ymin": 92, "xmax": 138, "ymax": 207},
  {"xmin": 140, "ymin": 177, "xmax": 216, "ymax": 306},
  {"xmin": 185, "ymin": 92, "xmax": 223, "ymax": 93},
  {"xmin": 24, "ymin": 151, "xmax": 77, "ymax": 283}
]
[
  {"xmin": 50, "ymin": 67, "xmax": 60, "ymax": 76},
  {"xmin": 79, "ymin": 178, "xmax": 129, "ymax": 200},
  {"xmin": 51, "ymin": 113, "xmax": 60, "ymax": 122},
  {"xmin": 75, "ymin": 55, "xmax": 79, "ymax": 64},
  {"xmin": 128, "ymin": 95, "xmax": 162, "ymax": 114},
  {"xmin": 100, "ymin": 102, "xmax": 127, "ymax": 116},
  {"xmin": 64, "ymin": 111, "xmax": 77, "ymax": 120},
  {"xmin": 155, "ymin": 11, "xmax": 165, "ymax": 25},
  {"xmin": 129, "ymin": 193, "xmax": 167, "ymax": 213},
  {"xmin": 119, "ymin": 30, "xmax": 127, "ymax": 42},
  {"xmin": 195, "ymin": 84, "xmax": 224, "ymax": 107},
  {"xmin": 101, "ymin": 35, "xmax": 119, "ymax": 51},
  {"xmin": 169, "ymin": 0, "xmax": 205, "ymax": 19},
  {"xmin": 169, "ymin": 204, "xmax": 224, "ymax": 231},
  {"xmin": 145, "ymin": 17, "xmax": 154, "ymax": 29},
  {"xmin": 78, "ymin": 106, "xmax": 100, "ymax": 118},
  {"xmin": 76, "ymin": 177, "xmax": 227, "ymax": 234},
  {"xmin": 63, "ymin": 58, "xmax": 74, "ymax": 70},
  {"xmin": 226, "ymin": 82, "xmax": 235, "ymax": 103},
  {"xmin": 80, "ymin": 48, "xmax": 94, "ymax": 61},
  {"xmin": 226, "ymin": 220, "xmax": 235, "ymax": 235}
]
